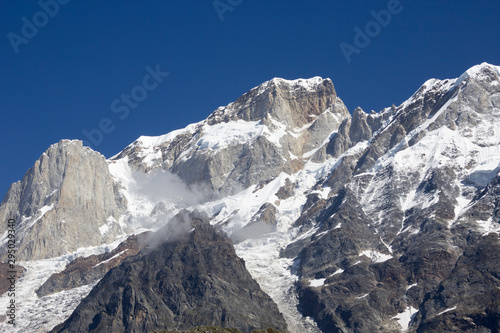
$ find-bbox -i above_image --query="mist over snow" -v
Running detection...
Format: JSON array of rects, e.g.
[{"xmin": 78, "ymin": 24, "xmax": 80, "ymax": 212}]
[
  {"xmin": 143, "ymin": 209, "xmax": 198, "ymax": 251},
  {"xmin": 131, "ymin": 169, "xmax": 209, "ymax": 207},
  {"xmin": 232, "ymin": 221, "xmax": 275, "ymax": 243}
]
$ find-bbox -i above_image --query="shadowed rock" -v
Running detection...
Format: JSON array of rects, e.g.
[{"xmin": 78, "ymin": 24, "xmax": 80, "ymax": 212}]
[
  {"xmin": 36, "ymin": 232, "xmax": 152, "ymax": 297},
  {"xmin": 51, "ymin": 217, "xmax": 287, "ymax": 333}
]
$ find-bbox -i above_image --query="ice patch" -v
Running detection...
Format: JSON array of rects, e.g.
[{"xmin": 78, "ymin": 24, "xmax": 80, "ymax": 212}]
[
  {"xmin": 475, "ymin": 218, "xmax": 500, "ymax": 235},
  {"xmin": 45, "ymin": 189, "xmax": 58, "ymax": 198},
  {"xmin": 392, "ymin": 306, "xmax": 418, "ymax": 332},
  {"xmin": 468, "ymin": 161, "xmax": 500, "ymax": 187},
  {"xmin": 406, "ymin": 283, "xmax": 418, "ymax": 291},
  {"xmin": 263, "ymin": 117, "xmax": 287, "ymax": 147},
  {"xmin": 359, "ymin": 250, "xmax": 393, "ymax": 263},
  {"xmin": 197, "ymin": 120, "xmax": 263, "ymax": 150},
  {"xmin": 36, "ymin": 204, "xmax": 54, "ymax": 222},
  {"xmin": 312, "ymin": 186, "xmax": 331, "ymax": 200},
  {"xmin": 135, "ymin": 123, "xmax": 197, "ymax": 149},
  {"xmin": 99, "ymin": 216, "xmax": 117, "ymax": 236},
  {"xmin": 93, "ymin": 249, "xmax": 128, "ymax": 268},
  {"xmin": 309, "ymin": 278, "xmax": 326, "ymax": 287},
  {"xmin": 314, "ymin": 230, "xmax": 328, "ymax": 239},
  {"xmin": 437, "ymin": 306, "xmax": 457, "ymax": 316},
  {"xmin": 356, "ymin": 293, "xmax": 369, "ymax": 299}
]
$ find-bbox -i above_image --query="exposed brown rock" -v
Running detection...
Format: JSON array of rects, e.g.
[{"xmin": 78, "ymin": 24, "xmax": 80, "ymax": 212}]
[{"xmin": 36, "ymin": 231, "xmax": 152, "ymax": 297}]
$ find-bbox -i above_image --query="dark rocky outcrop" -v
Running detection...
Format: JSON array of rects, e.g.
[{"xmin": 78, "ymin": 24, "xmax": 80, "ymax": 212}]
[
  {"xmin": 276, "ymin": 178, "xmax": 294, "ymax": 200},
  {"xmin": 416, "ymin": 234, "xmax": 500, "ymax": 332},
  {"xmin": 0, "ymin": 262, "xmax": 25, "ymax": 296},
  {"xmin": 286, "ymin": 65, "xmax": 500, "ymax": 332},
  {"xmin": 51, "ymin": 216, "xmax": 287, "ymax": 333},
  {"xmin": 152, "ymin": 327, "xmax": 285, "ymax": 333},
  {"xmin": 36, "ymin": 232, "xmax": 152, "ymax": 297}
]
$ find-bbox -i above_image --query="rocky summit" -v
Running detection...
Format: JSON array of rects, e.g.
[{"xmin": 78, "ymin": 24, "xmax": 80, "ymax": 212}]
[
  {"xmin": 0, "ymin": 140, "xmax": 126, "ymax": 261},
  {"xmin": 1, "ymin": 63, "xmax": 500, "ymax": 332},
  {"xmin": 51, "ymin": 212, "xmax": 287, "ymax": 333}
]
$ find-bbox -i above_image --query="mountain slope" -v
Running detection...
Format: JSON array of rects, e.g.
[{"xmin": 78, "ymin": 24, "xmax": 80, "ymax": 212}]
[
  {"xmin": 288, "ymin": 63, "xmax": 500, "ymax": 332},
  {"xmin": 0, "ymin": 140, "xmax": 126, "ymax": 261},
  {"xmin": 0, "ymin": 64, "xmax": 499, "ymax": 333},
  {"xmin": 51, "ymin": 213, "xmax": 287, "ymax": 333},
  {"xmin": 112, "ymin": 77, "xmax": 349, "ymax": 194}
]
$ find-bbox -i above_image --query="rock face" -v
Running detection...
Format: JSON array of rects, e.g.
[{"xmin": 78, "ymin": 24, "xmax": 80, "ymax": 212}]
[
  {"xmin": 51, "ymin": 214, "xmax": 287, "ymax": 333},
  {"xmin": 114, "ymin": 77, "xmax": 350, "ymax": 194},
  {"xmin": 416, "ymin": 234, "xmax": 500, "ymax": 332},
  {"xmin": 152, "ymin": 327, "xmax": 285, "ymax": 333},
  {"xmin": 0, "ymin": 140, "xmax": 125, "ymax": 260},
  {"xmin": 285, "ymin": 63, "xmax": 500, "ymax": 332},
  {"xmin": 36, "ymin": 232, "xmax": 152, "ymax": 297},
  {"xmin": 153, "ymin": 327, "xmax": 285, "ymax": 333},
  {"xmin": 0, "ymin": 262, "xmax": 25, "ymax": 297},
  {"xmin": 2, "ymin": 64, "xmax": 500, "ymax": 333}
]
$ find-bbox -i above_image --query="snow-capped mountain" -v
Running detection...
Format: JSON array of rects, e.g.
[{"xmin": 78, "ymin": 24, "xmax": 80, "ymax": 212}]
[{"xmin": 1, "ymin": 63, "xmax": 500, "ymax": 332}]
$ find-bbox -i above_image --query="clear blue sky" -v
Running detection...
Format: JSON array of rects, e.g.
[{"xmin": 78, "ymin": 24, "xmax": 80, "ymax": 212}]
[{"xmin": 1, "ymin": 0, "xmax": 500, "ymax": 196}]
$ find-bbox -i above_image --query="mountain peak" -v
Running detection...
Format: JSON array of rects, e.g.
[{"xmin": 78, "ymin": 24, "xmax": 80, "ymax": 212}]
[
  {"xmin": 454, "ymin": 62, "xmax": 500, "ymax": 87},
  {"xmin": 207, "ymin": 75, "xmax": 341, "ymax": 127},
  {"xmin": 3, "ymin": 65, "xmax": 500, "ymax": 333},
  {"xmin": 267, "ymin": 76, "xmax": 327, "ymax": 90},
  {"xmin": 112, "ymin": 76, "xmax": 349, "ymax": 195},
  {"xmin": 249, "ymin": 76, "xmax": 331, "ymax": 100},
  {"xmin": 465, "ymin": 62, "xmax": 500, "ymax": 76},
  {"xmin": 0, "ymin": 137, "xmax": 124, "ymax": 261}
]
